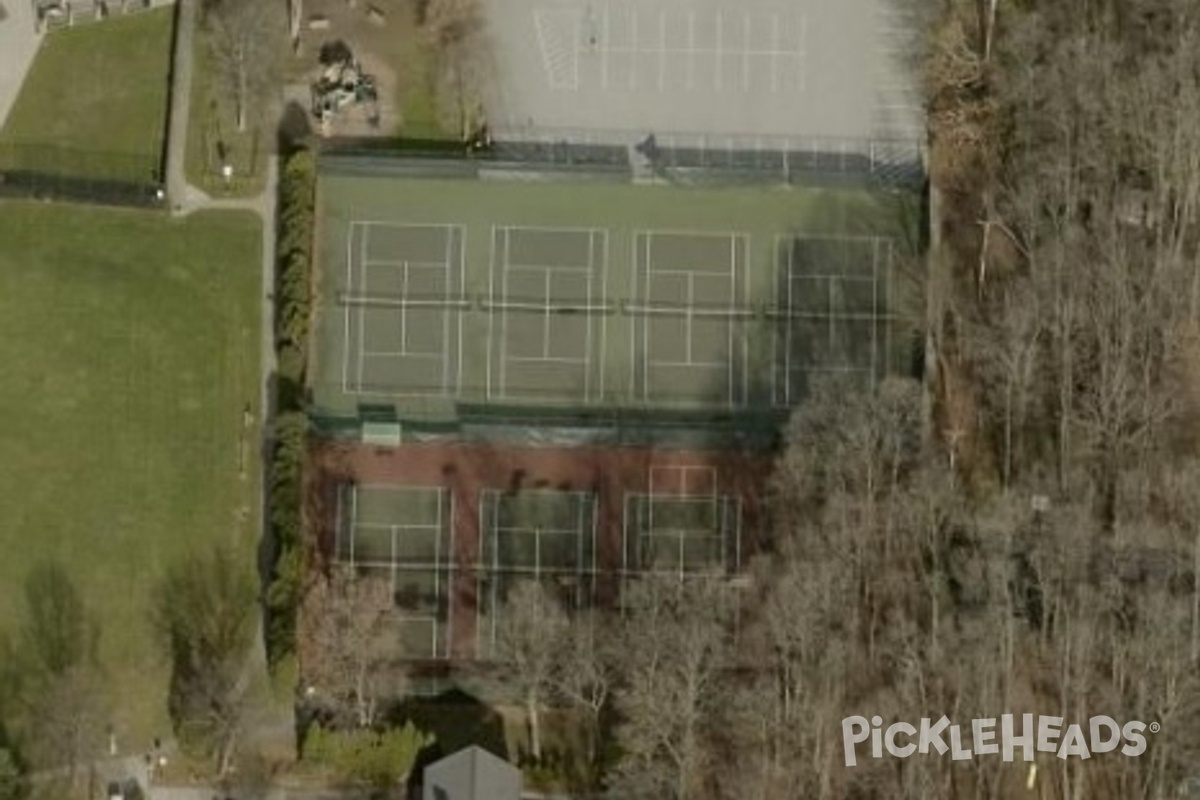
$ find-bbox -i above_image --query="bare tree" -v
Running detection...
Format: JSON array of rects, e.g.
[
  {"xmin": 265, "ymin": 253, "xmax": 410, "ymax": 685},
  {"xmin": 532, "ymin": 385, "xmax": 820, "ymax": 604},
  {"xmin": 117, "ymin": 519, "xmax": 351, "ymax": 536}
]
[
  {"xmin": 152, "ymin": 546, "xmax": 257, "ymax": 776},
  {"xmin": 14, "ymin": 560, "xmax": 106, "ymax": 775},
  {"xmin": 493, "ymin": 580, "xmax": 569, "ymax": 761},
  {"xmin": 423, "ymin": 0, "xmax": 488, "ymax": 139},
  {"xmin": 203, "ymin": 0, "xmax": 285, "ymax": 132},
  {"xmin": 552, "ymin": 610, "xmax": 618, "ymax": 775},
  {"xmin": 304, "ymin": 566, "xmax": 402, "ymax": 729},
  {"xmin": 20, "ymin": 560, "xmax": 98, "ymax": 680},
  {"xmin": 610, "ymin": 578, "xmax": 732, "ymax": 800}
]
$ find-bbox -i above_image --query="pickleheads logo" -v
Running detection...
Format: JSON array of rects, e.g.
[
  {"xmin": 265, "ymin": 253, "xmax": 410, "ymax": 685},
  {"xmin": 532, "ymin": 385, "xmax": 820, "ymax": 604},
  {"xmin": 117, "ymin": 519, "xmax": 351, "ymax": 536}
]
[{"xmin": 842, "ymin": 715, "xmax": 1158, "ymax": 767}]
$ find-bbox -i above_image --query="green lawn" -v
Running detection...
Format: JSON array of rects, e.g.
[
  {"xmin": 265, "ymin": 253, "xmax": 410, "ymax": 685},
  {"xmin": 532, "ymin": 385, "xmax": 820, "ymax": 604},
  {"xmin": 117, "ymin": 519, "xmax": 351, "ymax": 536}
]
[
  {"xmin": 0, "ymin": 202, "xmax": 262, "ymax": 744},
  {"xmin": 0, "ymin": 9, "xmax": 173, "ymax": 179}
]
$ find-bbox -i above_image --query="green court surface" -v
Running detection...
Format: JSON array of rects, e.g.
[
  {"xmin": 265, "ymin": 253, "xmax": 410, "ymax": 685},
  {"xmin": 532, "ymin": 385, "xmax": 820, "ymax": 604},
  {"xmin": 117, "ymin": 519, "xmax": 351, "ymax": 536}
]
[
  {"xmin": 0, "ymin": 203, "xmax": 261, "ymax": 740},
  {"xmin": 313, "ymin": 165, "xmax": 922, "ymax": 420},
  {"xmin": 0, "ymin": 8, "xmax": 173, "ymax": 180}
]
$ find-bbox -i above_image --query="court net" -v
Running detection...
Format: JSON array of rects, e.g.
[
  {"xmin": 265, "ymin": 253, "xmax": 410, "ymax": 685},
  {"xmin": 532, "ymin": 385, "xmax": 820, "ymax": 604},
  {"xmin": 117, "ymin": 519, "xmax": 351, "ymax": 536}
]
[{"xmin": 339, "ymin": 291, "xmax": 473, "ymax": 310}]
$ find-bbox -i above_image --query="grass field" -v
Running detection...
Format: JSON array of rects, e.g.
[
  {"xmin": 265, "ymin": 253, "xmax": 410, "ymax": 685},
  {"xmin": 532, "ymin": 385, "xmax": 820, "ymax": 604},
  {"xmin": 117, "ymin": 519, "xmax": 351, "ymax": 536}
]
[
  {"xmin": 0, "ymin": 9, "xmax": 173, "ymax": 179},
  {"xmin": 0, "ymin": 202, "xmax": 262, "ymax": 743},
  {"xmin": 312, "ymin": 166, "xmax": 923, "ymax": 419}
]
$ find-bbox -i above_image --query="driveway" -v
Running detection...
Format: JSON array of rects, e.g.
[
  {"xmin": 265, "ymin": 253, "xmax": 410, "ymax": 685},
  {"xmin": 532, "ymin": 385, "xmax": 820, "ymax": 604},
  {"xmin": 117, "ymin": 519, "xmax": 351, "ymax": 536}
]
[{"xmin": 0, "ymin": 0, "xmax": 40, "ymax": 129}]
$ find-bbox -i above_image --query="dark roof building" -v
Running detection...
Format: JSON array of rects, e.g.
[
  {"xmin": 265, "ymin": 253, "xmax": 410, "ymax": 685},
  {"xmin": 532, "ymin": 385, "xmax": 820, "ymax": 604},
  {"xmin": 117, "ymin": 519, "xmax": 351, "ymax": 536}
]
[{"xmin": 422, "ymin": 746, "xmax": 522, "ymax": 800}]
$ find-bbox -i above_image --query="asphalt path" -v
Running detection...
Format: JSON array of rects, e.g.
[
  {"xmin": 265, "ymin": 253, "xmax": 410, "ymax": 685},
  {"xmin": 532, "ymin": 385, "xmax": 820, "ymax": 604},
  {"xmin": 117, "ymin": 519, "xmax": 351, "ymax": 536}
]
[{"xmin": 0, "ymin": 0, "xmax": 42, "ymax": 129}]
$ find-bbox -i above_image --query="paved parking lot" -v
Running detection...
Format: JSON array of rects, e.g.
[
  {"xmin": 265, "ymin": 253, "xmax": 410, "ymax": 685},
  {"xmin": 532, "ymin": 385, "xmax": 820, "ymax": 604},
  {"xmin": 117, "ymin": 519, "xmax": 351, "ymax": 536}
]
[
  {"xmin": 0, "ymin": 0, "xmax": 40, "ymax": 129},
  {"xmin": 482, "ymin": 0, "xmax": 923, "ymax": 148}
]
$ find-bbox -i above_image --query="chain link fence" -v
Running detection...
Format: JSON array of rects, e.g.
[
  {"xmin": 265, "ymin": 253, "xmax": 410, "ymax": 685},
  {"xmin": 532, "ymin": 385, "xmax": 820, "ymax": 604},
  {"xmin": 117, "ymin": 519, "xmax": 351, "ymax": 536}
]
[
  {"xmin": 322, "ymin": 128, "xmax": 925, "ymax": 189},
  {"xmin": 0, "ymin": 142, "xmax": 165, "ymax": 207}
]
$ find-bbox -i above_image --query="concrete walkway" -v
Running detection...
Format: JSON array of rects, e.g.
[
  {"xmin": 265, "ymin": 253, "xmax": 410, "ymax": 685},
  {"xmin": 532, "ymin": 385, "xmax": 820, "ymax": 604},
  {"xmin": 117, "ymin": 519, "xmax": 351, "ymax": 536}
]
[
  {"xmin": 0, "ymin": 0, "xmax": 42, "ymax": 129},
  {"xmin": 160, "ymin": 0, "xmax": 289, "ymax": 767}
]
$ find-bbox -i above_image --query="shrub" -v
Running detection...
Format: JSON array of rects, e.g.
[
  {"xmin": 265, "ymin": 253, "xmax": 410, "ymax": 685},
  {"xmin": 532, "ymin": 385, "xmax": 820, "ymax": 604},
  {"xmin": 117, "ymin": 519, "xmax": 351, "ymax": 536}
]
[
  {"xmin": 265, "ymin": 147, "xmax": 316, "ymax": 669},
  {"xmin": 265, "ymin": 411, "xmax": 308, "ymax": 665},
  {"xmin": 301, "ymin": 723, "xmax": 435, "ymax": 787}
]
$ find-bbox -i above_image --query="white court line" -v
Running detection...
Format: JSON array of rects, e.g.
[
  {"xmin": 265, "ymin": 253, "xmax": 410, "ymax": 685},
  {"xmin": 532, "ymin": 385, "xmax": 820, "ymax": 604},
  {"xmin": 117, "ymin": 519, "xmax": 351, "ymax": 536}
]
[
  {"xmin": 627, "ymin": 234, "xmax": 638, "ymax": 400},
  {"xmin": 585, "ymin": 230, "xmax": 594, "ymax": 400},
  {"xmin": 486, "ymin": 225, "xmax": 497, "ymax": 399},
  {"xmin": 543, "ymin": 270, "xmax": 553, "ymax": 358},
  {"xmin": 441, "ymin": 228, "xmax": 452, "ymax": 393},
  {"xmin": 354, "ymin": 219, "xmax": 459, "ymax": 232},
  {"xmin": 341, "ymin": 222, "xmax": 355, "ymax": 394},
  {"xmin": 362, "ymin": 350, "xmax": 442, "ymax": 359},
  {"xmin": 400, "ymin": 261, "xmax": 410, "ymax": 355},
  {"xmin": 686, "ymin": 274, "xmax": 694, "ymax": 364},
  {"xmin": 785, "ymin": 238, "xmax": 794, "ymax": 405},
  {"xmin": 456, "ymin": 226, "xmax": 465, "ymax": 397},
  {"xmin": 361, "ymin": 258, "xmax": 449, "ymax": 269},
  {"xmin": 641, "ymin": 227, "xmax": 745, "ymax": 239},
  {"xmin": 357, "ymin": 224, "xmax": 369, "ymax": 392},
  {"xmin": 740, "ymin": 237, "xmax": 750, "ymax": 405},
  {"xmin": 597, "ymin": 229, "xmax": 609, "ymax": 400},
  {"xmin": 651, "ymin": 358, "xmax": 727, "ymax": 369},
  {"xmin": 502, "ymin": 222, "xmax": 606, "ymax": 235},
  {"xmin": 500, "ymin": 227, "xmax": 512, "ymax": 397},
  {"xmin": 360, "ymin": 257, "xmax": 451, "ymax": 271},
  {"xmin": 649, "ymin": 265, "xmax": 736, "ymax": 277},
  {"xmin": 506, "ymin": 262, "xmax": 592, "ymax": 273},
  {"xmin": 727, "ymin": 236, "xmax": 736, "ymax": 404},
  {"xmin": 441, "ymin": 498, "xmax": 453, "ymax": 656},
  {"xmin": 507, "ymin": 355, "xmax": 589, "ymax": 364}
]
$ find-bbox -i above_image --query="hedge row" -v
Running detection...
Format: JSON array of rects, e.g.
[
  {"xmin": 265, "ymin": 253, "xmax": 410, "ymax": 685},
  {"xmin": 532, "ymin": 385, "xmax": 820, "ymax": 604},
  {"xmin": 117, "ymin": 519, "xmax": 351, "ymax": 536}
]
[{"xmin": 265, "ymin": 149, "xmax": 316, "ymax": 666}]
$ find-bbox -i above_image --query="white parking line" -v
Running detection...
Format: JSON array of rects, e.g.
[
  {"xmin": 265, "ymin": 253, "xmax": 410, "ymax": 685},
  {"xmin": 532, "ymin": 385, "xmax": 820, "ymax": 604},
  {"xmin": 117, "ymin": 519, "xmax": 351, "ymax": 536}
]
[
  {"xmin": 658, "ymin": 9, "xmax": 666, "ymax": 91},
  {"xmin": 742, "ymin": 14, "xmax": 751, "ymax": 92},
  {"xmin": 629, "ymin": 8, "xmax": 638, "ymax": 90},
  {"xmin": 601, "ymin": 3, "xmax": 610, "ymax": 89},
  {"xmin": 771, "ymin": 15, "xmax": 780, "ymax": 93},
  {"xmin": 715, "ymin": 11, "xmax": 724, "ymax": 91}
]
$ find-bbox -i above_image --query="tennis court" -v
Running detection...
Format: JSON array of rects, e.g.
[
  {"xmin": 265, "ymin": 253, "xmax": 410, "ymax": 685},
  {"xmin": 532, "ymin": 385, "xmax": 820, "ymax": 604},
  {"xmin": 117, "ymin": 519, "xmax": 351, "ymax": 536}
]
[
  {"xmin": 476, "ymin": 488, "xmax": 597, "ymax": 655},
  {"xmin": 622, "ymin": 465, "xmax": 741, "ymax": 576},
  {"xmin": 630, "ymin": 230, "xmax": 750, "ymax": 405},
  {"xmin": 772, "ymin": 233, "xmax": 895, "ymax": 404},
  {"xmin": 340, "ymin": 222, "xmax": 466, "ymax": 397},
  {"xmin": 313, "ymin": 165, "xmax": 921, "ymax": 421},
  {"xmin": 487, "ymin": 226, "xmax": 608, "ymax": 401},
  {"xmin": 334, "ymin": 484, "xmax": 455, "ymax": 659}
]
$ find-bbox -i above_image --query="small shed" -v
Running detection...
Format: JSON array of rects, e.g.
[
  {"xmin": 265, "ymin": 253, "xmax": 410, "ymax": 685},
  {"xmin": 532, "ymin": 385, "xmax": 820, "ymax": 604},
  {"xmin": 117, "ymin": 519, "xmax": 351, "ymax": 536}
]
[{"xmin": 422, "ymin": 746, "xmax": 521, "ymax": 800}]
